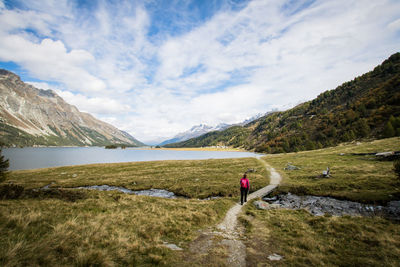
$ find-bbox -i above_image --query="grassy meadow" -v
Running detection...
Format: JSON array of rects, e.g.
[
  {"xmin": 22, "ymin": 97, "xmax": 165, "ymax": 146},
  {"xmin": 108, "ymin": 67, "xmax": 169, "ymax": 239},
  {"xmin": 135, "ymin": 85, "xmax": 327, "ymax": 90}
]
[
  {"xmin": 242, "ymin": 207, "xmax": 400, "ymax": 266},
  {"xmin": 239, "ymin": 137, "xmax": 400, "ymax": 266},
  {"xmin": 7, "ymin": 158, "xmax": 268, "ymax": 199},
  {"xmin": 264, "ymin": 137, "xmax": 400, "ymax": 204},
  {"xmin": 0, "ymin": 157, "xmax": 268, "ymax": 266},
  {"xmin": 2, "ymin": 137, "xmax": 400, "ymax": 266}
]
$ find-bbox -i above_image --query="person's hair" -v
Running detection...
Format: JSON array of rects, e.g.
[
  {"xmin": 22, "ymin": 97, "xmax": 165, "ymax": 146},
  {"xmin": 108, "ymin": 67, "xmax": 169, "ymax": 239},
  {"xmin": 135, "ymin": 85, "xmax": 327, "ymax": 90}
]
[{"xmin": 243, "ymin": 173, "xmax": 247, "ymax": 178}]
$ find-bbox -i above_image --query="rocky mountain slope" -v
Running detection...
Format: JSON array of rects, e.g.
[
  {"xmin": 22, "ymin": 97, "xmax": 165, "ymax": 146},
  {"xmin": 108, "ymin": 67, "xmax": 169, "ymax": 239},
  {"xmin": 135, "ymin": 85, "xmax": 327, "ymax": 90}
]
[
  {"xmin": 0, "ymin": 69, "xmax": 144, "ymax": 147},
  {"xmin": 165, "ymin": 52, "xmax": 400, "ymax": 152}
]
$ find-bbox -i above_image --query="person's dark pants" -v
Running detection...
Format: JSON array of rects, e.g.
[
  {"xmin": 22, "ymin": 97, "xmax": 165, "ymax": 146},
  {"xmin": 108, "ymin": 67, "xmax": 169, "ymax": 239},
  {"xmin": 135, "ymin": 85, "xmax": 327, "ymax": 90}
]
[{"xmin": 240, "ymin": 187, "xmax": 249, "ymax": 205}]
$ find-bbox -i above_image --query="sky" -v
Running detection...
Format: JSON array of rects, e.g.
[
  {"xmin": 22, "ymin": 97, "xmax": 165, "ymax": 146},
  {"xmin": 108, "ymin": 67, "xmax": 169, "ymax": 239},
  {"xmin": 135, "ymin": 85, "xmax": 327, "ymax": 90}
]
[{"xmin": 0, "ymin": 0, "xmax": 399, "ymax": 144}]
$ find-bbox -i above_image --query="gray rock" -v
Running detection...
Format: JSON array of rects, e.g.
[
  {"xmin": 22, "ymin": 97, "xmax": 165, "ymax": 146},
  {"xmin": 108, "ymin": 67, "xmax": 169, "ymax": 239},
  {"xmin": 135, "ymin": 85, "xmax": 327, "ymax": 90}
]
[
  {"xmin": 163, "ymin": 242, "xmax": 183, "ymax": 251},
  {"xmin": 284, "ymin": 163, "xmax": 300, "ymax": 170},
  {"xmin": 268, "ymin": 254, "xmax": 283, "ymax": 261},
  {"xmin": 388, "ymin": 201, "xmax": 400, "ymax": 208},
  {"xmin": 254, "ymin": 201, "xmax": 270, "ymax": 210},
  {"xmin": 262, "ymin": 196, "xmax": 278, "ymax": 202},
  {"xmin": 254, "ymin": 201, "xmax": 280, "ymax": 210},
  {"xmin": 375, "ymin": 151, "xmax": 394, "ymax": 157}
]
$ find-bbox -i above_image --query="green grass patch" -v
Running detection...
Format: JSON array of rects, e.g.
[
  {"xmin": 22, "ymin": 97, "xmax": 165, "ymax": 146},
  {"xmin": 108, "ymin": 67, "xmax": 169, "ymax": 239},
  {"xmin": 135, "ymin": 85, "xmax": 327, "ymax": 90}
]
[
  {"xmin": 6, "ymin": 158, "xmax": 269, "ymax": 199},
  {"xmin": 242, "ymin": 204, "xmax": 400, "ymax": 266},
  {"xmin": 263, "ymin": 137, "xmax": 400, "ymax": 204}
]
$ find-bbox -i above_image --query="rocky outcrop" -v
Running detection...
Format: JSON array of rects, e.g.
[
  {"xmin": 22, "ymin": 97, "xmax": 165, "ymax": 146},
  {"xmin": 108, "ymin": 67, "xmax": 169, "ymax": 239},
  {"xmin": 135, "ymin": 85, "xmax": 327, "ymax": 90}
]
[
  {"xmin": 0, "ymin": 69, "xmax": 144, "ymax": 146},
  {"xmin": 256, "ymin": 193, "xmax": 400, "ymax": 220}
]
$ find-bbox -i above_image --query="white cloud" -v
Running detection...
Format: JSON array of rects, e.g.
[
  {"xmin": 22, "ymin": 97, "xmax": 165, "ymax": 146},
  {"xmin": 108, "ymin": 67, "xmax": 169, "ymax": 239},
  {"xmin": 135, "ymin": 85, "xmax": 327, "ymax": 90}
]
[
  {"xmin": 388, "ymin": 18, "xmax": 400, "ymax": 31},
  {"xmin": 26, "ymin": 81, "xmax": 54, "ymax": 91},
  {"xmin": 0, "ymin": 33, "xmax": 106, "ymax": 92},
  {"xmin": 1, "ymin": 0, "xmax": 400, "ymax": 143},
  {"xmin": 56, "ymin": 90, "xmax": 131, "ymax": 115}
]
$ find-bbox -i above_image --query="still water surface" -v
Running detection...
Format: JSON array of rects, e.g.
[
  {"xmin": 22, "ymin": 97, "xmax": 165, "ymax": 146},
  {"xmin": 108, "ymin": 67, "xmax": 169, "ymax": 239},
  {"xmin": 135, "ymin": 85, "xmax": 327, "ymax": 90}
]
[{"xmin": 3, "ymin": 147, "xmax": 259, "ymax": 170}]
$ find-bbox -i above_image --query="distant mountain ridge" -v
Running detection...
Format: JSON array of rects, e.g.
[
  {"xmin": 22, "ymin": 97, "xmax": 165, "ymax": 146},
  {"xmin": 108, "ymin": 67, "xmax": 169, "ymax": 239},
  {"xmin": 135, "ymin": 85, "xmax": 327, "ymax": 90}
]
[
  {"xmin": 159, "ymin": 113, "xmax": 266, "ymax": 146},
  {"xmin": 0, "ymin": 69, "xmax": 144, "ymax": 147},
  {"xmin": 165, "ymin": 53, "xmax": 400, "ymax": 152},
  {"xmin": 158, "ymin": 123, "xmax": 229, "ymax": 146}
]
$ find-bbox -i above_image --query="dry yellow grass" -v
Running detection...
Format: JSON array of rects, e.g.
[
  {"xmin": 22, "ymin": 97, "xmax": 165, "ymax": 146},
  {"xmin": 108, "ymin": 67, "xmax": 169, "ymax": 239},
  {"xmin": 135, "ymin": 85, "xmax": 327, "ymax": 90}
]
[
  {"xmin": 1, "ymin": 157, "xmax": 270, "ymax": 266},
  {"xmin": 263, "ymin": 137, "xmax": 400, "ymax": 203},
  {"xmin": 242, "ymin": 207, "xmax": 400, "ymax": 266},
  {"xmin": 239, "ymin": 137, "xmax": 400, "ymax": 266},
  {"xmin": 0, "ymin": 190, "xmax": 234, "ymax": 266}
]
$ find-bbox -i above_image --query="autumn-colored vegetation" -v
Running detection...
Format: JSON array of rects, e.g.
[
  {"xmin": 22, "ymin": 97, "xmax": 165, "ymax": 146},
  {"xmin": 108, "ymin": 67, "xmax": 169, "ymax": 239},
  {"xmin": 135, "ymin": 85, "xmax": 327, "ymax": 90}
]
[{"xmin": 166, "ymin": 53, "xmax": 400, "ymax": 154}]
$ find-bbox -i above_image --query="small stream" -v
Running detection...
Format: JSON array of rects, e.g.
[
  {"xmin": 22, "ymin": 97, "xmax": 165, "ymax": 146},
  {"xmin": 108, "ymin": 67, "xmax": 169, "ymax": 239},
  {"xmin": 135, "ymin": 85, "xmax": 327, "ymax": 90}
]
[
  {"xmin": 76, "ymin": 185, "xmax": 178, "ymax": 199},
  {"xmin": 41, "ymin": 184, "xmax": 178, "ymax": 199},
  {"xmin": 42, "ymin": 184, "xmax": 223, "ymax": 200}
]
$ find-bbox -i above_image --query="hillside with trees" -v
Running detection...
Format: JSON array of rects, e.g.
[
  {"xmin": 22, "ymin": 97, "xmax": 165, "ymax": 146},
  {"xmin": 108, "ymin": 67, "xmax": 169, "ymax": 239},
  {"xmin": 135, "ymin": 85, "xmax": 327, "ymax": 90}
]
[{"xmin": 165, "ymin": 53, "xmax": 400, "ymax": 153}]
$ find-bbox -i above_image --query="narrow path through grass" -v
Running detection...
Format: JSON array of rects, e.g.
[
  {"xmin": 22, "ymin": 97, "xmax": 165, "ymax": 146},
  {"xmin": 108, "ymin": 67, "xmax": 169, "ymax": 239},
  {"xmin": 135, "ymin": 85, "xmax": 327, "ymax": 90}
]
[{"xmin": 182, "ymin": 157, "xmax": 281, "ymax": 266}]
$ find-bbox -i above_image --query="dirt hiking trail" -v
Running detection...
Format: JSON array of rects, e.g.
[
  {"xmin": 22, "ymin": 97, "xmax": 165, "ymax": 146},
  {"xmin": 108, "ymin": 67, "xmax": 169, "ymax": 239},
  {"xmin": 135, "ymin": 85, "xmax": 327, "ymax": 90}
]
[{"xmin": 184, "ymin": 157, "xmax": 282, "ymax": 266}]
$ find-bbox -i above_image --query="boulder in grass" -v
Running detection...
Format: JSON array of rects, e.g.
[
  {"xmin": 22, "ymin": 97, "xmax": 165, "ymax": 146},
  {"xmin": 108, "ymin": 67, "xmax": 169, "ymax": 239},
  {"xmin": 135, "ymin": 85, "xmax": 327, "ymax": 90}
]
[
  {"xmin": 254, "ymin": 200, "xmax": 280, "ymax": 210},
  {"xmin": 284, "ymin": 163, "xmax": 300, "ymax": 170}
]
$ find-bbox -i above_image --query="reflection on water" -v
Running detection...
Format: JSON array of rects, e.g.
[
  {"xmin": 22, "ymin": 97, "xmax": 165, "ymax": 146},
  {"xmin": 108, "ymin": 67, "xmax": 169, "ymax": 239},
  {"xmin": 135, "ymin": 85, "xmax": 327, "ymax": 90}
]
[{"xmin": 3, "ymin": 147, "xmax": 260, "ymax": 170}]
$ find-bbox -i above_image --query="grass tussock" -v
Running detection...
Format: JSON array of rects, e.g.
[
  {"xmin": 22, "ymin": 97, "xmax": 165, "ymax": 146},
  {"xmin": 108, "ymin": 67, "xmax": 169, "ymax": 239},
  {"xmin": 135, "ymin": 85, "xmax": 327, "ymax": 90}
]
[
  {"xmin": 264, "ymin": 137, "xmax": 400, "ymax": 204},
  {"xmin": 6, "ymin": 158, "xmax": 268, "ymax": 199},
  {"xmin": 0, "ymin": 184, "xmax": 87, "ymax": 201},
  {"xmin": 242, "ymin": 203, "xmax": 400, "ymax": 266},
  {"xmin": 0, "ymin": 190, "xmax": 234, "ymax": 266}
]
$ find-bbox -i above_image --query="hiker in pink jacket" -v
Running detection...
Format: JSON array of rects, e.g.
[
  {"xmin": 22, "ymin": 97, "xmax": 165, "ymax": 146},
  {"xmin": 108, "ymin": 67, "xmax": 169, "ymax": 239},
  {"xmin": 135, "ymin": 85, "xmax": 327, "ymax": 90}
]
[{"xmin": 240, "ymin": 173, "xmax": 250, "ymax": 205}]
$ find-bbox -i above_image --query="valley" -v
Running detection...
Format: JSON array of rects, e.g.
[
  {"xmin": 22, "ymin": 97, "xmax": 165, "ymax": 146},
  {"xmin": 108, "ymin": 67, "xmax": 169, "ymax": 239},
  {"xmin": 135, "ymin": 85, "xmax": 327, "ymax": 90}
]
[{"xmin": 0, "ymin": 137, "xmax": 399, "ymax": 266}]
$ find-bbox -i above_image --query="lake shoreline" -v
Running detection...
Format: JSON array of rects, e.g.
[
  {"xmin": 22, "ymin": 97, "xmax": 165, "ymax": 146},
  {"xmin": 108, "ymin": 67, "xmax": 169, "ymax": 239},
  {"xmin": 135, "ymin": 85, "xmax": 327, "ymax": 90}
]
[
  {"xmin": 133, "ymin": 146, "xmax": 247, "ymax": 152},
  {"xmin": 3, "ymin": 147, "xmax": 260, "ymax": 171},
  {"xmin": 2, "ymin": 145, "xmax": 248, "ymax": 152}
]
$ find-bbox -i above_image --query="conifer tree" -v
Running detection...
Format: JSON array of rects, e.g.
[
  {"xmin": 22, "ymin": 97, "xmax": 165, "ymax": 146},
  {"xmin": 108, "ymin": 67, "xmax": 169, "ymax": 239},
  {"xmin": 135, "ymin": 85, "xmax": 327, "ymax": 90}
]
[
  {"xmin": 383, "ymin": 122, "xmax": 395, "ymax": 138},
  {"xmin": 395, "ymin": 160, "xmax": 400, "ymax": 179},
  {"xmin": 0, "ymin": 149, "xmax": 10, "ymax": 182}
]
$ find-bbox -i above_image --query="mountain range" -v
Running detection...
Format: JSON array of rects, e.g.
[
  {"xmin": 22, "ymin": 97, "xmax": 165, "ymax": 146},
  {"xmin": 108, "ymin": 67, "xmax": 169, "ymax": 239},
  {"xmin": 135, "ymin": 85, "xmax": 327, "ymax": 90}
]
[
  {"xmin": 0, "ymin": 69, "xmax": 144, "ymax": 147},
  {"xmin": 164, "ymin": 52, "xmax": 400, "ymax": 152},
  {"xmin": 158, "ymin": 113, "xmax": 266, "ymax": 146}
]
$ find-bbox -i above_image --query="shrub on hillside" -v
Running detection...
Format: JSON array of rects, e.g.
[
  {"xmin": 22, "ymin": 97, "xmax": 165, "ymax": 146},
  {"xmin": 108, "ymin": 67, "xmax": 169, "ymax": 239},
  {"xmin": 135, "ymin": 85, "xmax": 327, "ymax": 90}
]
[
  {"xmin": 394, "ymin": 160, "xmax": 400, "ymax": 179},
  {"xmin": 0, "ymin": 149, "xmax": 10, "ymax": 182}
]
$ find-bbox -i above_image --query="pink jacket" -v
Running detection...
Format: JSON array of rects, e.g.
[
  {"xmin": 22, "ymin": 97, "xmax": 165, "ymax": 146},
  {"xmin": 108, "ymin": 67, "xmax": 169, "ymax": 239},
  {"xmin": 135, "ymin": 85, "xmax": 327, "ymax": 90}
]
[{"xmin": 240, "ymin": 178, "xmax": 250, "ymax": 189}]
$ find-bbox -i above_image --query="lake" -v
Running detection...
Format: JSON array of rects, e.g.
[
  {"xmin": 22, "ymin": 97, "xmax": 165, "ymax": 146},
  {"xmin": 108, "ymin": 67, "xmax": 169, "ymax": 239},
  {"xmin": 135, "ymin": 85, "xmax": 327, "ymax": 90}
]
[{"xmin": 2, "ymin": 147, "xmax": 260, "ymax": 170}]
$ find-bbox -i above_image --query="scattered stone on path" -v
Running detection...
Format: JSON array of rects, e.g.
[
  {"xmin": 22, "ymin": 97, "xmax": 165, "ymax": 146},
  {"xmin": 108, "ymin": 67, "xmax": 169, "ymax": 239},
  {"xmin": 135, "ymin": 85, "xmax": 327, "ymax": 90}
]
[
  {"xmin": 185, "ymin": 159, "xmax": 281, "ymax": 267},
  {"xmin": 221, "ymin": 239, "xmax": 246, "ymax": 267},
  {"xmin": 268, "ymin": 253, "xmax": 283, "ymax": 261},
  {"xmin": 72, "ymin": 174, "xmax": 77, "ymax": 178}
]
